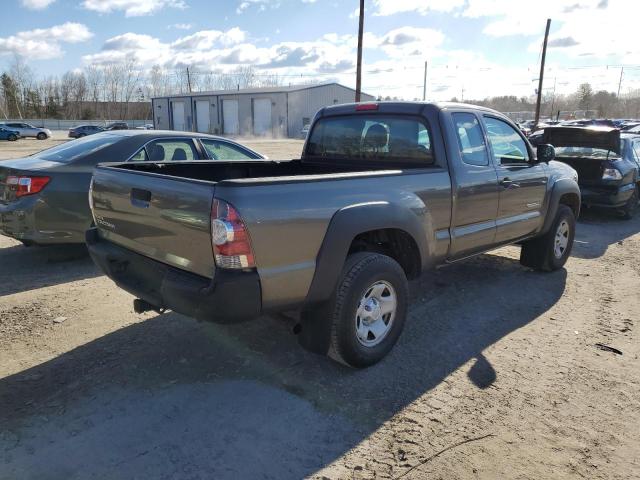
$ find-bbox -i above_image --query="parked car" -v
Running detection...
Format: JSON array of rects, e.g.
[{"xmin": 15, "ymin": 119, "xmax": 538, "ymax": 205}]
[
  {"xmin": 0, "ymin": 122, "xmax": 51, "ymax": 140},
  {"xmin": 0, "ymin": 126, "xmax": 20, "ymax": 141},
  {"xmin": 86, "ymin": 102, "xmax": 580, "ymax": 368},
  {"xmin": 300, "ymin": 124, "xmax": 310, "ymax": 138},
  {"xmin": 105, "ymin": 122, "xmax": 129, "ymax": 130},
  {"xmin": 135, "ymin": 124, "xmax": 154, "ymax": 130},
  {"xmin": 543, "ymin": 126, "xmax": 640, "ymax": 218},
  {"xmin": 68, "ymin": 125, "xmax": 105, "ymax": 138},
  {"xmin": 0, "ymin": 131, "xmax": 266, "ymax": 245}
]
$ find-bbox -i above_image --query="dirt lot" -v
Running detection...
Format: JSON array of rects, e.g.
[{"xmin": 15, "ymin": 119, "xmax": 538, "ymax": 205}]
[{"xmin": 0, "ymin": 137, "xmax": 639, "ymax": 479}]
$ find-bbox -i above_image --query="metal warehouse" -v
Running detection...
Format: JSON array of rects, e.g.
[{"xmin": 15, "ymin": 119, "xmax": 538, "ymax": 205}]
[{"xmin": 151, "ymin": 83, "xmax": 375, "ymax": 138}]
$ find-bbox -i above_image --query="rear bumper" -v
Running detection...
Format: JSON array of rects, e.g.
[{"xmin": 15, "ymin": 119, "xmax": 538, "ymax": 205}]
[
  {"xmin": 0, "ymin": 197, "xmax": 84, "ymax": 244},
  {"xmin": 580, "ymin": 183, "xmax": 635, "ymax": 208},
  {"xmin": 86, "ymin": 228, "xmax": 262, "ymax": 323}
]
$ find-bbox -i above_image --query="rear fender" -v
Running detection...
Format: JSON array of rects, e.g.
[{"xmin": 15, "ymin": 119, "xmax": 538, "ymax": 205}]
[{"xmin": 298, "ymin": 201, "xmax": 431, "ymax": 354}]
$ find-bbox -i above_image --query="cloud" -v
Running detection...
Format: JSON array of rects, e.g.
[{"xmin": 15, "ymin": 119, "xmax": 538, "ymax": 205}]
[
  {"xmin": 548, "ymin": 37, "xmax": 580, "ymax": 48},
  {"xmin": 236, "ymin": 0, "xmax": 281, "ymax": 14},
  {"xmin": 21, "ymin": 0, "xmax": 55, "ymax": 9},
  {"xmin": 0, "ymin": 23, "xmax": 93, "ymax": 60},
  {"xmin": 81, "ymin": 0, "xmax": 186, "ymax": 17},
  {"xmin": 168, "ymin": 23, "xmax": 193, "ymax": 30},
  {"xmin": 372, "ymin": 0, "xmax": 464, "ymax": 16}
]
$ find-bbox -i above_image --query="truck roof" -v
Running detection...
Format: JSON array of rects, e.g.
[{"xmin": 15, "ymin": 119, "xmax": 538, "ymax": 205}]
[{"xmin": 318, "ymin": 101, "xmax": 505, "ymax": 118}]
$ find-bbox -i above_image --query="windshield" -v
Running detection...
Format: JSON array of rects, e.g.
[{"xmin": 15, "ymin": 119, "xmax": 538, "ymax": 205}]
[
  {"xmin": 555, "ymin": 140, "xmax": 624, "ymax": 159},
  {"xmin": 306, "ymin": 114, "xmax": 434, "ymax": 165},
  {"xmin": 35, "ymin": 133, "xmax": 122, "ymax": 163}
]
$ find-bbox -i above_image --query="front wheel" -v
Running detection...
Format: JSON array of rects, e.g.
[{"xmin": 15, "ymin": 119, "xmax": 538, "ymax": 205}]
[
  {"xmin": 327, "ymin": 252, "xmax": 409, "ymax": 368},
  {"xmin": 621, "ymin": 185, "xmax": 639, "ymax": 220},
  {"xmin": 520, "ymin": 204, "xmax": 576, "ymax": 272},
  {"xmin": 36, "ymin": 132, "xmax": 47, "ymax": 140},
  {"xmin": 8, "ymin": 134, "xmax": 17, "ymax": 141}
]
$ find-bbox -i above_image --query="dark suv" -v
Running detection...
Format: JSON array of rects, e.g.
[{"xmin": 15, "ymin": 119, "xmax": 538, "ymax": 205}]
[{"xmin": 68, "ymin": 125, "xmax": 105, "ymax": 138}]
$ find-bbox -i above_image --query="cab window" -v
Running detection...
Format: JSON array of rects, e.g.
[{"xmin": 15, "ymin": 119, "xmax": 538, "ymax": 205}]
[
  {"xmin": 452, "ymin": 113, "xmax": 489, "ymax": 166},
  {"xmin": 483, "ymin": 117, "xmax": 529, "ymax": 165}
]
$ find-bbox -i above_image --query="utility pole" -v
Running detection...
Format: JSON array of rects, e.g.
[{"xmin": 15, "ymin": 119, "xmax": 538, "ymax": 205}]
[
  {"xmin": 534, "ymin": 19, "xmax": 551, "ymax": 129},
  {"xmin": 186, "ymin": 67, "xmax": 193, "ymax": 93},
  {"xmin": 355, "ymin": 0, "xmax": 364, "ymax": 102},
  {"xmin": 422, "ymin": 61, "xmax": 428, "ymax": 101},
  {"xmin": 617, "ymin": 66, "xmax": 624, "ymax": 98},
  {"xmin": 549, "ymin": 76, "xmax": 557, "ymax": 118}
]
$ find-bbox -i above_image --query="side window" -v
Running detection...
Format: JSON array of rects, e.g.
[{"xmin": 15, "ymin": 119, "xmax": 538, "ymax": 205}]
[
  {"xmin": 452, "ymin": 113, "xmax": 489, "ymax": 166},
  {"xmin": 129, "ymin": 148, "xmax": 149, "ymax": 162},
  {"xmin": 483, "ymin": 116, "xmax": 529, "ymax": 165},
  {"xmin": 146, "ymin": 139, "xmax": 197, "ymax": 161},
  {"xmin": 200, "ymin": 139, "xmax": 256, "ymax": 160}
]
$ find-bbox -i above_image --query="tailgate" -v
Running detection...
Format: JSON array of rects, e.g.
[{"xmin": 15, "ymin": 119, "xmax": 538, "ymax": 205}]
[{"xmin": 90, "ymin": 166, "xmax": 217, "ymax": 278}]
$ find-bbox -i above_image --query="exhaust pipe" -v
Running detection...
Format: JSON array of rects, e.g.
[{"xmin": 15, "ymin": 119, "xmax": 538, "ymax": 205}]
[{"xmin": 133, "ymin": 298, "xmax": 165, "ymax": 315}]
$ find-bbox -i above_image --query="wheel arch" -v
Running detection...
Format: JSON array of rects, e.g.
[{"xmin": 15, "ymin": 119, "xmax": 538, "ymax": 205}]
[{"xmin": 541, "ymin": 178, "xmax": 581, "ymax": 234}]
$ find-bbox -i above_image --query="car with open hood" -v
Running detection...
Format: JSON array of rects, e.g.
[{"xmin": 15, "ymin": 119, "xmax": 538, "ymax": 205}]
[{"xmin": 543, "ymin": 126, "xmax": 640, "ymax": 218}]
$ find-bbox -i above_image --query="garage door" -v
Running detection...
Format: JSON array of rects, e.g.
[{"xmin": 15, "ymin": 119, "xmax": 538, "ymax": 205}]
[
  {"xmin": 222, "ymin": 99, "xmax": 239, "ymax": 135},
  {"xmin": 195, "ymin": 100, "xmax": 210, "ymax": 133},
  {"xmin": 253, "ymin": 98, "xmax": 272, "ymax": 136},
  {"xmin": 172, "ymin": 101, "xmax": 185, "ymax": 131}
]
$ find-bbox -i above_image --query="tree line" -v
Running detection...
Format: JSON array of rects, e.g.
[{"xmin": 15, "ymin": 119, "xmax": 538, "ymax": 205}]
[
  {"xmin": 460, "ymin": 83, "xmax": 640, "ymax": 120},
  {"xmin": 0, "ymin": 56, "xmax": 286, "ymax": 121}
]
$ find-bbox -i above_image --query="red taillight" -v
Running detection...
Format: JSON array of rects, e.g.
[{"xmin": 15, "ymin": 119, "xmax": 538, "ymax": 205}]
[
  {"xmin": 356, "ymin": 103, "xmax": 378, "ymax": 111},
  {"xmin": 6, "ymin": 175, "xmax": 50, "ymax": 197},
  {"xmin": 211, "ymin": 198, "xmax": 255, "ymax": 269}
]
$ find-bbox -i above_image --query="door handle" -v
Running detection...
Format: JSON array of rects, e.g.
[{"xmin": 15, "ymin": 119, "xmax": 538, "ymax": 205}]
[
  {"xmin": 130, "ymin": 188, "xmax": 151, "ymax": 208},
  {"xmin": 500, "ymin": 178, "xmax": 520, "ymax": 189}
]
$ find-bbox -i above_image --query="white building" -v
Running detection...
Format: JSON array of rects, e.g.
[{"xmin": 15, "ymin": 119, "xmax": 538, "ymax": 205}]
[{"xmin": 151, "ymin": 83, "xmax": 375, "ymax": 138}]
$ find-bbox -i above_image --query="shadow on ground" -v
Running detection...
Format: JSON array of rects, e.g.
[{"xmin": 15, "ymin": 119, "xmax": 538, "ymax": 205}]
[
  {"xmin": 0, "ymin": 252, "xmax": 567, "ymax": 480},
  {"xmin": 0, "ymin": 243, "xmax": 99, "ymax": 297},
  {"xmin": 572, "ymin": 208, "xmax": 640, "ymax": 259}
]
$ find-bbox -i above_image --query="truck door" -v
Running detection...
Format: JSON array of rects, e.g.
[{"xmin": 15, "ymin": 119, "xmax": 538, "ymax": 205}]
[
  {"xmin": 448, "ymin": 112, "xmax": 500, "ymax": 259},
  {"xmin": 482, "ymin": 115, "xmax": 548, "ymax": 243}
]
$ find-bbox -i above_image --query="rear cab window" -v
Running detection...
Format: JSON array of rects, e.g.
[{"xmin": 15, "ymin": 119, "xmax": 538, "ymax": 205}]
[{"xmin": 306, "ymin": 114, "xmax": 435, "ymax": 167}]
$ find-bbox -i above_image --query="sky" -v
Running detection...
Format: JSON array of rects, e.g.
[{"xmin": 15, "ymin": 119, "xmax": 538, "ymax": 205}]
[{"xmin": 1, "ymin": 0, "xmax": 640, "ymax": 101}]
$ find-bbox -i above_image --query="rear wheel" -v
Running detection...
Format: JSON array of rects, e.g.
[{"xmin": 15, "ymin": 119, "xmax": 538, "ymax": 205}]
[
  {"xmin": 36, "ymin": 132, "xmax": 47, "ymax": 140},
  {"xmin": 326, "ymin": 252, "xmax": 409, "ymax": 368},
  {"xmin": 621, "ymin": 185, "xmax": 639, "ymax": 220},
  {"xmin": 520, "ymin": 204, "xmax": 575, "ymax": 271},
  {"xmin": 8, "ymin": 134, "xmax": 17, "ymax": 141}
]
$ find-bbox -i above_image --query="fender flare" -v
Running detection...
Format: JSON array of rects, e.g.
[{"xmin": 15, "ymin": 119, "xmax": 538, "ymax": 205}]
[
  {"xmin": 541, "ymin": 178, "xmax": 581, "ymax": 234},
  {"xmin": 303, "ymin": 202, "xmax": 429, "ymax": 307},
  {"xmin": 298, "ymin": 202, "xmax": 429, "ymax": 355}
]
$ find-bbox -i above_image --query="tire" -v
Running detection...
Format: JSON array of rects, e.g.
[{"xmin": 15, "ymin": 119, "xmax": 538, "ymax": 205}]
[
  {"xmin": 8, "ymin": 134, "xmax": 17, "ymax": 141},
  {"xmin": 36, "ymin": 132, "xmax": 47, "ymax": 140},
  {"xmin": 621, "ymin": 185, "xmax": 639, "ymax": 220},
  {"xmin": 326, "ymin": 252, "xmax": 409, "ymax": 368},
  {"xmin": 520, "ymin": 204, "xmax": 576, "ymax": 272}
]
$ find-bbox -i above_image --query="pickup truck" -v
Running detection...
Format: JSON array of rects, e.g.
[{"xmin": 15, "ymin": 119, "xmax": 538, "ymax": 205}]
[{"xmin": 87, "ymin": 102, "xmax": 581, "ymax": 368}]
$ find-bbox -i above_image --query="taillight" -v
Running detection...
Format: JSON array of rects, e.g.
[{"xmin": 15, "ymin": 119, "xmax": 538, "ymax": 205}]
[
  {"xmin": 6, "ymin": 175, "xmax": 50, "ymax": 197},
  {"xmin": 211, "ymin": 198, "xmax": 255, "ymax": 269}
]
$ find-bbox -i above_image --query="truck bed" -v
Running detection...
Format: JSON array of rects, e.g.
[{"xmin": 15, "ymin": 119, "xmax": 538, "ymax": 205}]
[{"xmin": 109, "ymin": 159, "xmax": 404, "ymax": 185}]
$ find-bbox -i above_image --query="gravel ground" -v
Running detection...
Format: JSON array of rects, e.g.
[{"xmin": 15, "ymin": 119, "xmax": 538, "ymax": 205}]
[{"xmin": 0, "ymin": 137, "xmax": 639, "ymax": 480}]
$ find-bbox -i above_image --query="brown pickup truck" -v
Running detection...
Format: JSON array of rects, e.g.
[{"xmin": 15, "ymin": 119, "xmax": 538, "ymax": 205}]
[{"xmin": 87, "ymin": 102, "xmax": 580, "ymax": 367}]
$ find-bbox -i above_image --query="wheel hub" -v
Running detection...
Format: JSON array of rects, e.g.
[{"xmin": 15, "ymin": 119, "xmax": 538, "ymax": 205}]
[{"xmin": 355, "ymin": 281, "xmax": 397, "ymax": 347}]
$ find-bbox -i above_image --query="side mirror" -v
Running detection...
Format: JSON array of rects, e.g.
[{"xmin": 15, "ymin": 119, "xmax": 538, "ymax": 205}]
[{"xmin": 536, "ymin": 143, "xmax": 555, "ymax": 163}]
